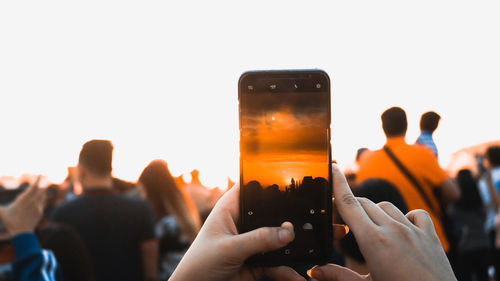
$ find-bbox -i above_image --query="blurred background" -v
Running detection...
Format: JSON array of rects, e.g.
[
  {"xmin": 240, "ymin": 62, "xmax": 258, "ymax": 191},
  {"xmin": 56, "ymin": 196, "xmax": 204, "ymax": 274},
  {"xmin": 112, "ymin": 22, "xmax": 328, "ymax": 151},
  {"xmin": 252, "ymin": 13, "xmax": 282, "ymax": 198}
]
[{"xmin": 0, "ymin": 0, "xmax": 499, "ymax": 188}]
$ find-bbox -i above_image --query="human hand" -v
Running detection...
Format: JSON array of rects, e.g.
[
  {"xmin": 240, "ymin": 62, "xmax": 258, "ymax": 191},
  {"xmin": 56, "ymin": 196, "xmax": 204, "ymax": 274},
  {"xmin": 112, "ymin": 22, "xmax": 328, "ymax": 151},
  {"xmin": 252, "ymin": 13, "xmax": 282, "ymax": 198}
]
[
  {"xmin": 0, "ymin": 176, "xmax": 46, "ymax": 237},
  {"xmin": 308, "ymin": 165, "xmax": 456, "ymax": 281},
  {"xmin": 169, "ymin": 183, "xmax": 305, "ymax": 281}
]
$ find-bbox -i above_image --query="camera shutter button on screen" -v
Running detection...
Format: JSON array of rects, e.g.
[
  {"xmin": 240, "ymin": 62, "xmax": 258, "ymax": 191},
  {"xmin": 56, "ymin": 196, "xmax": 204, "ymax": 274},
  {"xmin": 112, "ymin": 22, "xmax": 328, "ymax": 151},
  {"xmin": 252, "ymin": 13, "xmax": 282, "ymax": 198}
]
[{"xmin": 303, "ymin": 223, "xmax": 313, "ymax": 230}]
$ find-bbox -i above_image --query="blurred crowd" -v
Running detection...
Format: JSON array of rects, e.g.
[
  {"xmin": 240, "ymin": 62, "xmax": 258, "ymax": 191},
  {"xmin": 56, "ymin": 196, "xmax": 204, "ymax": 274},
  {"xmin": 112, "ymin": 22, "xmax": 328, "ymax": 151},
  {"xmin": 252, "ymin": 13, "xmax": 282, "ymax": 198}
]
[{"xmin": 0, "ymin": 106, "xmax": 499, "ymax": 281}]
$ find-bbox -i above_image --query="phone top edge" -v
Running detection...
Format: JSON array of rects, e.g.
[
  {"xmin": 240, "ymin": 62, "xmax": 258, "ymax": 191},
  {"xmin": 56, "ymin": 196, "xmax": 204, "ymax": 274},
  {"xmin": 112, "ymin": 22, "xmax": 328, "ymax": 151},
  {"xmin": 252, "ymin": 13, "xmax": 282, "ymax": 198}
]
[
  {"xmin": 238, "ymin": 69, "xmax": 331, "ymax": 100},
  {"xmin": 239, "ymin": 69, "xmax": 330, "ymax": 81},
  {"xmin": 240, "ymin": 69, "xmax": 328, "ymax": 74}
]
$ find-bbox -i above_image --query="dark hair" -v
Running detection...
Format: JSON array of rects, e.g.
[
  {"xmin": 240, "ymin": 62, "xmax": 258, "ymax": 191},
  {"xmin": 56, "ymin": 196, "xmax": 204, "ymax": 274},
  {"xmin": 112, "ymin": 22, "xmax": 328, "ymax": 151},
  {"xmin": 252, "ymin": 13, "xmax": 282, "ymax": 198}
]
[
  {"xmin": 486, "ymin": 146, "xmax": 500, "ymax": 167},
  {"xmin": 138, "ymin": 160, "xmax": 201, "ymax": 242},
  {"xmin": 355, "ymin": 148, "xmax": 369, "ymax": 162},
  {"xmin": 338, "ymin": 179, "xmax": 408, "ymax": 263},
  {"xmin": 381, "ymin": 107, "xmax": 407, "ymax": 137},
  {"xmin": 37, "ymin": 224, "xmax": 95, "ymax": 281},
  {"xmin": 78, "ymin": 140, "xmax": 113, "ymax": 176},
  {"xmin": 420, "ymin": 111, "xmax": 441, "ymax": 133},
  {"xmin": 455, "ymin": 169, "xmax": 483, "ymax": 210}
]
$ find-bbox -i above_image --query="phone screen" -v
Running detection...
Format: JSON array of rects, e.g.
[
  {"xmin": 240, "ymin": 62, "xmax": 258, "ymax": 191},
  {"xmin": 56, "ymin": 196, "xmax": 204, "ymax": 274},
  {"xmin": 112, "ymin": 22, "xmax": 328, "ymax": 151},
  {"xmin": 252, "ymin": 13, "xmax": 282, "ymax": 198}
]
[{"xmin": 239, "ymin": 70, "xmax": 332, "ymax": 265}]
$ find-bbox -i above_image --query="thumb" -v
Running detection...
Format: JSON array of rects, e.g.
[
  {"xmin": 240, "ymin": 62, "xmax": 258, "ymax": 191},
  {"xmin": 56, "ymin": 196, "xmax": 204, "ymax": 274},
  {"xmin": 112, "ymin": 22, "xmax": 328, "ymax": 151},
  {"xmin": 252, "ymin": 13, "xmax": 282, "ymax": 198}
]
[
  {"xmin": 232, "ymin": 221, "xmax": 295, "ymax": 258},
  {"xmin": 308, "ymin": 264, "xmax": 369, "ymax": 281}
]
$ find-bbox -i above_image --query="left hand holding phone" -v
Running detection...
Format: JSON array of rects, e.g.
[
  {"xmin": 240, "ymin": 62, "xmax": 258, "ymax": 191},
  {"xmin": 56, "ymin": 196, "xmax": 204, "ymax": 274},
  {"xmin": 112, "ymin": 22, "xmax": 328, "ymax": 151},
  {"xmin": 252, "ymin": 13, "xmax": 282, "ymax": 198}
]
[
  {"xmin": 0, "ymin": 176, "xmax": 45, "ymax": 238},
  {"xmin": 169, "ymin": 183, "xmax": 306, "ymax": 281}
]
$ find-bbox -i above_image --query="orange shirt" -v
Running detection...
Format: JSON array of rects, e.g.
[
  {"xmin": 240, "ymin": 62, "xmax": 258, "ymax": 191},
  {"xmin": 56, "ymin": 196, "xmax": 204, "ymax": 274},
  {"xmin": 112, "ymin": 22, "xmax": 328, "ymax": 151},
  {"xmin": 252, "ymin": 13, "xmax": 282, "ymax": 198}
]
[{"xmin": 357, "ymin": 137, "xmax": 449, "ymax": 251}]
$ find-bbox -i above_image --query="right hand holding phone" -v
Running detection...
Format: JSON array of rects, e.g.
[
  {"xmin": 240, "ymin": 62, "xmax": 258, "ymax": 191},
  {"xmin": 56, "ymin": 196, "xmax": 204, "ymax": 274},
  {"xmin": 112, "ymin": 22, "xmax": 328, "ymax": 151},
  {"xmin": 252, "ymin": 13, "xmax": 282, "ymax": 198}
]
[{"xmin": 308, "ymin": 165, "xmax": 456, "ymax": 281}]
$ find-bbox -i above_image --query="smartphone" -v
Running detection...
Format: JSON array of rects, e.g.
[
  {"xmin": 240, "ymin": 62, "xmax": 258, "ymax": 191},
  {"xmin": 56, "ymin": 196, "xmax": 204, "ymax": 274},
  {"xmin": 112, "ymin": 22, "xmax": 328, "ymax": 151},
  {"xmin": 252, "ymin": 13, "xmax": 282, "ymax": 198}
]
[{"xmin": 238, "ymin": 70, "xmax": 333, "ymax": 266}]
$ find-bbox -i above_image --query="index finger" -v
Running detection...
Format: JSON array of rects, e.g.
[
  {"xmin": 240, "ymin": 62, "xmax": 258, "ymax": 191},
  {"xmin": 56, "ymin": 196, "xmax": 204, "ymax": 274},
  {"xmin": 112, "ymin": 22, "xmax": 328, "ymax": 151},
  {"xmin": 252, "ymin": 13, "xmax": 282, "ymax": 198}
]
[{"xmin": 332, "ymin": 164, "xmax": 374, "ymax": 234}]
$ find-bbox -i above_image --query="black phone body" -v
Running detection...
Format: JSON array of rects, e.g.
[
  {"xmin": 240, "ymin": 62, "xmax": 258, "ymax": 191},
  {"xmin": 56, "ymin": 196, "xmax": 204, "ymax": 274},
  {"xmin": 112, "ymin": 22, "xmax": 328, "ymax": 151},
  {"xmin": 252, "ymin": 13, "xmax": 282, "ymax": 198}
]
[{"xmin": 238, "ymin": 70, "xmax": 333, "ymax": 266}]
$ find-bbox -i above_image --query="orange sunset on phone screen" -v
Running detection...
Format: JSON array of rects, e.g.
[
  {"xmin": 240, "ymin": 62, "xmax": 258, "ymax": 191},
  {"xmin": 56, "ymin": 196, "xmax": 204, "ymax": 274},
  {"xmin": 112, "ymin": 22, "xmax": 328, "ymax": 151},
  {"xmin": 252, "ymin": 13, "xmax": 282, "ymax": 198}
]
[{"xmin": 241, "ymin": 110, "xmax": 328, "ymax": 189}]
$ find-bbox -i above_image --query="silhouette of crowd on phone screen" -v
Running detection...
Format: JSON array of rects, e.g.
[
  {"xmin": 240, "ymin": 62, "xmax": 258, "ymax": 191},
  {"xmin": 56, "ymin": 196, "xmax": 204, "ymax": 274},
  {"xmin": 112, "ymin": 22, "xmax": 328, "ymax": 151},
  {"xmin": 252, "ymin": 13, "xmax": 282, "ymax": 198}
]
[
  {"xmin": 1, "ymin": 106, "xmax": 500, "ymax": 281},
  {"xmin": 244, "ymin": 176, "xmax": 327, "ymax": 222}
]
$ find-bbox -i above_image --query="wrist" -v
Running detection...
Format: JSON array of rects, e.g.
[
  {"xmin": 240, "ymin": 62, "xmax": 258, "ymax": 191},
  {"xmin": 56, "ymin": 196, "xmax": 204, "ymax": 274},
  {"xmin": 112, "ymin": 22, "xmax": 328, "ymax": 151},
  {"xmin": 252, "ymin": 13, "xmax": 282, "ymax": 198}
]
[{"xmin": 9, "ymin": 227, "xmax": 35, "ymax": 237}]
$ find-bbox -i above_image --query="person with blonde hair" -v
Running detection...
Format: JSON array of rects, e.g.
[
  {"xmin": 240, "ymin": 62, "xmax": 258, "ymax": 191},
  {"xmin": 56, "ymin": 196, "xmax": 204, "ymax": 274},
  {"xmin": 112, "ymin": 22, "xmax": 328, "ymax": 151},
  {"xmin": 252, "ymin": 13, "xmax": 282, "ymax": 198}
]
[{"xmin": 138, "ymin": 160, "xmax": 201, "ymax": 280}]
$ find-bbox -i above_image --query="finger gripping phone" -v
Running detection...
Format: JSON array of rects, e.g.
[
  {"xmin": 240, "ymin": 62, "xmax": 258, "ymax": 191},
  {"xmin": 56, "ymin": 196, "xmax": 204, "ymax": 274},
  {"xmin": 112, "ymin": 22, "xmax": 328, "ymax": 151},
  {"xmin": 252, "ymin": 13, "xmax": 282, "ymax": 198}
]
[{"xmin": 238, "ymin": 70, "xmax": 333, "ymax": 266}]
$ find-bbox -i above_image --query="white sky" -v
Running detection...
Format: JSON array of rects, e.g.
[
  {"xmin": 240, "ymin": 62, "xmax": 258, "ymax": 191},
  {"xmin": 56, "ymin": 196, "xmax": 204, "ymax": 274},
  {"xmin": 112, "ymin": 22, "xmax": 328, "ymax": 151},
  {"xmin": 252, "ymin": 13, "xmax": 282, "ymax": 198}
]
[{"xmin": 1, "ymin": 1, "xmax": 499, "ymax": 188}]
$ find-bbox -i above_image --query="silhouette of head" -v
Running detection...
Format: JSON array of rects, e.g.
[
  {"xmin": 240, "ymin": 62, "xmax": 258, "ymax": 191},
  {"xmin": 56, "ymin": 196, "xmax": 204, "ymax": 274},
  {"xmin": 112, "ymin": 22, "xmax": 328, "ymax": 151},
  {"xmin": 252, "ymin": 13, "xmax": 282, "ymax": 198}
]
[
  {"xmin": 339, "ymin": 178, "xmax": 408, "ymax": 264},
  {"xmin": 139, "ymin": 160, "xmax": 179, "ymax": 218},
  {"xmin": 486, "ymin": 146, "xmax": 500, "ymax": 168},
  {"xmin": 78, "ymin": 139, "xmax": 113, "ymax": 177},
  {"xmin": 455, "ymin": 169, "xmax": 483, "ymax": 210},
  {"xmin": 420, "ymin": 111, "xmax": 441, "ymax": 133},
  {"xmin": 355, "ymin": 148, "xmax": 369, "ymax": 162},
  {"xmin": 381, "ymin": 107, "xmax": 407, "ymax": 138}
]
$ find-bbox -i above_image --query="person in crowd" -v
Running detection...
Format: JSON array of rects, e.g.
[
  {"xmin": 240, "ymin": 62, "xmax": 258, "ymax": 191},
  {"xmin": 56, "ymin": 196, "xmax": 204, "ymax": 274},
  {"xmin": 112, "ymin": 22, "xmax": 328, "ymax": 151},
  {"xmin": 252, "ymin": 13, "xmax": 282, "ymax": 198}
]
[
  {"xmin": 496, "ymin": 212, "xmax": 500, "ymax": 248},
  {"xmin": 0, "ymin": 177, "xmax": 64, "ymax": 281},
  {"xmin": 356, "ymin": 107, "xmax": 460, "ymax": 253},
  {"xmin": 452, "ymin": 169, "xmax": 490, "ymax": 281},
  {"xmin": 51, "ymin": 140, "xmax": 158, "ymax": 281},
  {"xmin": 34, "ymin": 183, "xmax": 95, "ymax": 281},
  {"xmin": 60, "ymin": 166, "xmax": 138, "ymax": 199},
  {"xmin": 184, "ymin": 169, "xmax": 222, "ymax": 222},
  {"xmin": 168, "ymin": 165, "xmax": 457, "ymax": 281},
  {"xmin": 344, "ymin": 148, "xmax": 371, "ymax": 189},
  {"xmin": 478, "ymin": 145, "xmax": 500, "ymax": 281},
  {"xmin": 356, "ymin": 148, "xmax": 369, "ymax": 163},
  {"xmin": 42, "ymin": 184, "xmax": 64, "ymax": 219},
  {"xmin": 416, "ymin": 111, "xmax": 441, "ymax": 157},
  {"xmin": 344, "ymin": 173, "xmax": 357, "ymax": 190},
  {"xmin": 337, "ymin": 178, "xmax": 408, "ymax": 275},
  {"xmin": 112, "ymin": 177, "xmax": 138, "ymax": 194},
  {"xmin": 138, "ymin": 160, "xmax": 201, "ymax": 280},
  {"xmin": 37, "ymin": 223, "xmax": 96, "ymax": 281}
]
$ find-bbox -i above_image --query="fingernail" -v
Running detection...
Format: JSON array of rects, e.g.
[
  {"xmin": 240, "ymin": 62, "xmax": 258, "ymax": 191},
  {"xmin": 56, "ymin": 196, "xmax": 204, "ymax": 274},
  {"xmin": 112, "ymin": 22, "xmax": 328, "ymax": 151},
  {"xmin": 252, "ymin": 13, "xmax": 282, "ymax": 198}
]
[
  {"xmin": 280, "ymin": 221, "xmax": 294, "ymax": 231},
  {"xmin": 278, "ymin": 228, "xmax": 292, "ymax": 243},
  {"xmin": 307, "ymin": 266, "xmax": 323, "ymax": 279}
]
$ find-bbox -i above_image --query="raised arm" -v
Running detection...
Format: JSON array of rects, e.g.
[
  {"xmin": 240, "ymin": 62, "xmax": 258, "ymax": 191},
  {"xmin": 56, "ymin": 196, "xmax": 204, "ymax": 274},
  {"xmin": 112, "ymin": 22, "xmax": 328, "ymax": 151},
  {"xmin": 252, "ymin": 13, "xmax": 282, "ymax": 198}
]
[{"xmin": 0, "ymin": 177, "xmax": 64, "ymax": 281}]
